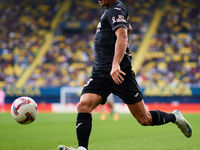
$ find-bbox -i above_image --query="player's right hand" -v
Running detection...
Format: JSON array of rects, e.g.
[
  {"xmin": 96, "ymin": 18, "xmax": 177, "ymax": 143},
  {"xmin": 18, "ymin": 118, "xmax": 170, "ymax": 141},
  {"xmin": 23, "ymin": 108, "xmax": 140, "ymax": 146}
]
[{"xmin": 110, "ymin": 64, "xmax": 126, "ymax": 85}]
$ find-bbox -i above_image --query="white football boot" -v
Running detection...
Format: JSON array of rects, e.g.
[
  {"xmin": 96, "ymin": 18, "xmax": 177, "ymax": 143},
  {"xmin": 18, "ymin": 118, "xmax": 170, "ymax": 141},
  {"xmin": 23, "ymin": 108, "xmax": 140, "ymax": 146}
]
[
  {"xmin": 58, "ymin": 145, "xmax": 86, "ymax": 150},
  {"xmin": 172, "ymin": 110, "xmax": 192, "ymax": 138}
]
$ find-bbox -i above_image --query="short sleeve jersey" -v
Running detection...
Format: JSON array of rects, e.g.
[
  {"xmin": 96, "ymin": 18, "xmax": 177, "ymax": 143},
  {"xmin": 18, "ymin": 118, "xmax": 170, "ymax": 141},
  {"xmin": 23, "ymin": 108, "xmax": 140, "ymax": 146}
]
[{"xmin": 93, "ymin": 0, "xmax": 132, "ymax": 75}]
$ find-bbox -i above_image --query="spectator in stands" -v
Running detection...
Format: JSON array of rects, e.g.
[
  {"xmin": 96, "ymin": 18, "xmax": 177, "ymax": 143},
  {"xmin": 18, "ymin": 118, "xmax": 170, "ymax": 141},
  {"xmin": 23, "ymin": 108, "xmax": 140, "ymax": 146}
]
[
  {"xmin": 0, "ymin": 0, "xmax": 63, "ymax": 86},
  {"xmin": 137, "ymin": 0, "xmax": 200, "ymax": 87}
]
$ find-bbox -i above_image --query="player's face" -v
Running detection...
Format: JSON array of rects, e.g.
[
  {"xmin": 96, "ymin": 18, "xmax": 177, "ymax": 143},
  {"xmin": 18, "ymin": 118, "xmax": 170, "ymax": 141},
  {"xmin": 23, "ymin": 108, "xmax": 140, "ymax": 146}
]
[{"xmin": 98, "ymin": 0, "xmax": 116, "ymax": 8}]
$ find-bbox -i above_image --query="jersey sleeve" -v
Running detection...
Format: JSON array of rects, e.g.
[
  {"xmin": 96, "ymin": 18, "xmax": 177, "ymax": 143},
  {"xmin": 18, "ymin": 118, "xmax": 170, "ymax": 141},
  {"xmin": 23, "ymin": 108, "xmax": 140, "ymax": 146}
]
[{"xmin": 106, "ymin": 7, "xmax": 129, "ymax": 31}]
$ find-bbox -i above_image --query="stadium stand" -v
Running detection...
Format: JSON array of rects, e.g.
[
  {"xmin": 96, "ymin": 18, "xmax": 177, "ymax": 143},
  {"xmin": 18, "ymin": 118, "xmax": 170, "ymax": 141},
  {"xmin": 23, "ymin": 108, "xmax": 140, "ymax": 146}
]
[
  {"xmin": 1, "ymin": 0, "xmax": 199, "ymax": 88},
  {"xmin": 0, "ymin": 0, "xmax": 64, "ymax": 87},
  {"xmin": 136, "ymin": 0, "xmax": 200, "ymax": 87}
]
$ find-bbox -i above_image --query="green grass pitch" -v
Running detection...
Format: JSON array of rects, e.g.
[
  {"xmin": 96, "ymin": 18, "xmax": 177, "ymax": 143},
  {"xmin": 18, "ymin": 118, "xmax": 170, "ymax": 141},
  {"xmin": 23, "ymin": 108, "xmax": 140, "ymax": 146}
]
[{"xmin": 0, "ymin": 113, "xmax": 199, "ymax": 150}]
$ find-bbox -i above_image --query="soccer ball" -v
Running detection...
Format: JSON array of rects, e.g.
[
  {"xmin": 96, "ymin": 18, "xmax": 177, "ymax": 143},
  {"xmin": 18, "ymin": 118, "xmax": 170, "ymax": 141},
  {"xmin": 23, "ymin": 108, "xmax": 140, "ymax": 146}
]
[{"xmin": 11, "ymin": 96, "xmax": 38, "ymax": 125}]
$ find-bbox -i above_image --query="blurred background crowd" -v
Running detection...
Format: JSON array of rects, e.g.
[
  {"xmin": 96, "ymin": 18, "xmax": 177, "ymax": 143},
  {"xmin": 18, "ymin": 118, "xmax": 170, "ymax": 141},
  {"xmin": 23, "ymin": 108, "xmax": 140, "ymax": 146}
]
[
  {"xmin": 0, "ymin": 0, "xmax": 199, "ymax": 88},
  {"xmin": 137, "ymin": 0, "xmax": 200, "ymax": 87}
]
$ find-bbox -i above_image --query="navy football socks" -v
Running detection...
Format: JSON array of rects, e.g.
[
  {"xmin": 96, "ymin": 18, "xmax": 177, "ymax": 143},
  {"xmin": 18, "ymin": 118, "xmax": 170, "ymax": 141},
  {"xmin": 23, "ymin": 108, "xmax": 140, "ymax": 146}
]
[
  {"xmin": 76, "ymin": 113, "xmax": 92, "ymax": 149},
  {"xmin": 150, "ymin": 110, "xmax": 176, "ymax": 126}
]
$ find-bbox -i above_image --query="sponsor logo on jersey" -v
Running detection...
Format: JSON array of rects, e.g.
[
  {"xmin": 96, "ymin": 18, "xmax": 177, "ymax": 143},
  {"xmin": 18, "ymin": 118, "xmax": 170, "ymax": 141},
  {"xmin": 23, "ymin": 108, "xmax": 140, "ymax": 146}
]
[
  {"xmin": 112, "ymin": 17, "xmax": 116, "ymax": 24},
  {"xmin": 112, "ymin": 15, "xmax": 127, "ymax": 24},
  {"xmin": 114, "ymin": 7, "xmax": 121, "ymax": 10},
  {"xmin": 116, "ymin": 15, "xmax": 126, "ymax": 23}
]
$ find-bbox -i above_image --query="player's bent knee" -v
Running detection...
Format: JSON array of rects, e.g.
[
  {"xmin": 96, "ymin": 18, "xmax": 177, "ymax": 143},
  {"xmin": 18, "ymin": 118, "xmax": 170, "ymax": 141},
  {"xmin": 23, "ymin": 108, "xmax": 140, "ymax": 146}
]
[{"xmin": 77, "ymin": 101, "xmax": 91, "ymax": 113}]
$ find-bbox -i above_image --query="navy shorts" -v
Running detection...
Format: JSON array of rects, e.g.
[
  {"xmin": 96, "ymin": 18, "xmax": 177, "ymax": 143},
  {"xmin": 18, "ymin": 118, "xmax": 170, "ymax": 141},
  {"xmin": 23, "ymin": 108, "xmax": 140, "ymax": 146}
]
[{"xmin": 81, "ymin": 70, "xmax": 143, "ymax": 104}]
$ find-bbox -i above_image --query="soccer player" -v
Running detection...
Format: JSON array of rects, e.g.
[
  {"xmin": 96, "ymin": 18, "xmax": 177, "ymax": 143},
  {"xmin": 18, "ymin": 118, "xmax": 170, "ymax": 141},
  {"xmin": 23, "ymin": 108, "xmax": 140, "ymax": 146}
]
[{"xmin": 58, "ymin": 0, "xmax": 192, "ymax": 150}]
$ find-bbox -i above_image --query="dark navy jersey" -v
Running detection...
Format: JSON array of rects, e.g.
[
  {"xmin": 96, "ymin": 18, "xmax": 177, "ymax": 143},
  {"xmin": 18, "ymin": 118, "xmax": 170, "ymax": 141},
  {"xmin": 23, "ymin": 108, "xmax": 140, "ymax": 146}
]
[{"xmin": 92, "ymin": 0, "xmax": 132, "ymax": 75}]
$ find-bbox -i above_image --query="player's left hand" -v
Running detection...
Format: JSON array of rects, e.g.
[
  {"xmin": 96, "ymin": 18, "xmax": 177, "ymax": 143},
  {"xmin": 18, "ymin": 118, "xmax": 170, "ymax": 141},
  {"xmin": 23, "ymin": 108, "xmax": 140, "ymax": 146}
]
[{"xmin": 110, "ymin": 64, "xmax": 126, "ymax": 85}]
